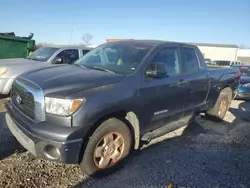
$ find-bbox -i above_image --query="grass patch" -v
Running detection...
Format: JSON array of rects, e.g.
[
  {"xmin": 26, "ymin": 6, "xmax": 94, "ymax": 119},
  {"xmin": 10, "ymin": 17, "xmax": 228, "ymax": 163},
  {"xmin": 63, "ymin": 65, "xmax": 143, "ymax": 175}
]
[
  {"xmin": 0, "ymin": 98, "xmax": 8, "ymax": 112},
  {"xmin": 0, "ymin": 98, "xmax": 8, "ymax": 105}
]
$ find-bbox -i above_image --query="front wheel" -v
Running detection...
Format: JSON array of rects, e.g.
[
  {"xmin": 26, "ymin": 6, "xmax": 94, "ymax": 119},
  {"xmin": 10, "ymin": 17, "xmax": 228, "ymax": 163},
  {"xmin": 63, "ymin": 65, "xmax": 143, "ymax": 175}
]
[{"xmin": 79, "ymin": 118, "xmax": 132, "ymax": 177}]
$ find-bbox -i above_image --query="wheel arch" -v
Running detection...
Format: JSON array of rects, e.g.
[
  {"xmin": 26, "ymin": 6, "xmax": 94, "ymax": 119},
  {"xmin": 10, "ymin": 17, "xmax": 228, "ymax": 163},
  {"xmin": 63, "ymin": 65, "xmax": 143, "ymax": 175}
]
[
  {"xmin": 125, "ymin": 111, "xmax": 140, "ymax": 149},
  {"xmin": 83, "ymin": 110, "xmax": 141, "ymax": 152}
]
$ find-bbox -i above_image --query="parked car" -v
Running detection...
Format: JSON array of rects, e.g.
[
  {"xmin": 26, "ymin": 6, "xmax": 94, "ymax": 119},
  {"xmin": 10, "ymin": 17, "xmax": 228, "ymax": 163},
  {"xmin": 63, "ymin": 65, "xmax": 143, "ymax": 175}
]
[
  {"xmin": 212, "ymin": 60, "xmax": 231, "ymax": 67},
  {"xmin": 230, "ymin": 61, "xmax": 242, "ymax": 66},
  {"xmin": 232, "ymin": 65, "xmax": 250, "ymax": 99},
  {"xmin": 204, "ymin": 58, "xmax": 212, "ymax": 65},
  {"xmin": 5, "ymin": 40, "xmax": 240, "ymax": 177},
  {"xmin": 212, "ymin": 60, "xmax": 242, "ymax": 67},
  {"xmin": 0, "ymin": 46, "xmax": 92, "ymax": 96}
]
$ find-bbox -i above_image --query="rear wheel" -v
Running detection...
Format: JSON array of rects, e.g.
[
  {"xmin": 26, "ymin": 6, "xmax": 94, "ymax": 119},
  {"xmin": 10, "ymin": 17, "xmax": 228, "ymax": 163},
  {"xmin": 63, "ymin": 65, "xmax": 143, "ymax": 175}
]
[
  {"xmin": 79, "ymin": 118, "xmax": 132, "ymax": 177},
  {"xmin": 205, "ymin": 88, "xmax": 231, "ymax": 122}
]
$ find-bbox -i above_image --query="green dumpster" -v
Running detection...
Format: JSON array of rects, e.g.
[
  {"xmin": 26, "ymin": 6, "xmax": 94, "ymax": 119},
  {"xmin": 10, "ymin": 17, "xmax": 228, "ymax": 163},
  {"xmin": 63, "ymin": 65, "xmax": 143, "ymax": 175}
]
[{"xmin": 0, "ymin": 35, "xmax": 36, "ymax": 59}]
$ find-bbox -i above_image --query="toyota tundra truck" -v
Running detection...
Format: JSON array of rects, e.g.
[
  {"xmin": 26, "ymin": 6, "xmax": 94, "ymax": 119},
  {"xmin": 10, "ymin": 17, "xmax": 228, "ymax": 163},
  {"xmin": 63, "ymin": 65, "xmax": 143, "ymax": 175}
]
[{"xmin": 5, "ymin": 40, "xmax": 240, "ymax": 176}]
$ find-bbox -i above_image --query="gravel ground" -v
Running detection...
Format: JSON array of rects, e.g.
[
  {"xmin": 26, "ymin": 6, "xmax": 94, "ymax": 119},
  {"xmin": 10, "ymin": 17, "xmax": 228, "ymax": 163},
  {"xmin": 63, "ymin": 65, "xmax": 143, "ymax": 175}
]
[{"xmin": 0, "ymin": 99, "xmax": 250, "ymax": 188}]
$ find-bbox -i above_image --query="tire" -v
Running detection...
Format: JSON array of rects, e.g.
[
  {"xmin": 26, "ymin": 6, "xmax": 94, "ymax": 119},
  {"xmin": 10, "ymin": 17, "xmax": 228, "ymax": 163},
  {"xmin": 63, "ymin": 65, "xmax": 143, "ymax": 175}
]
[
  {"xmin": 205, "ymin": 88, "xmax": 231, "ymax": 122},
  {"xmin": 224, "ymin": 87, "xmax": 233, "ymax": 105},
  {"xmin": 79, "ymin": 118, "xmax": 132, "ymax": 177}
]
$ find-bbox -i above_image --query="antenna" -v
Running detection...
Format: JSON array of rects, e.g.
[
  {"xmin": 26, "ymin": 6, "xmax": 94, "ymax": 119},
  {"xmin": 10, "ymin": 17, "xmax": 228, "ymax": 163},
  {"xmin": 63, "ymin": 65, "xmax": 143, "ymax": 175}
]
[{"xmin": 69, "ymin": 28, "xmax": 73, "ymax": 45}]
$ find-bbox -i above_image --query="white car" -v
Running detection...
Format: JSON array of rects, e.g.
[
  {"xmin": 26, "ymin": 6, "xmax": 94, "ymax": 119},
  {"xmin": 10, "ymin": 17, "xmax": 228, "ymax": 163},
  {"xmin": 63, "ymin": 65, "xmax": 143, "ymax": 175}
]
[{"xmin": 0, "ymin": 46, "xmax": 92, "ymax": 96}]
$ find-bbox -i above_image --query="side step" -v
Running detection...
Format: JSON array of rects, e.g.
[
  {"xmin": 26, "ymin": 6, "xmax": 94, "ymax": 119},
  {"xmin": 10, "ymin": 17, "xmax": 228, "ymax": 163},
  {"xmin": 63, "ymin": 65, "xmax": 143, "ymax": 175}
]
[{"xmin": 141, "ymin": 114, "xmax": 200, "ymax": 142}]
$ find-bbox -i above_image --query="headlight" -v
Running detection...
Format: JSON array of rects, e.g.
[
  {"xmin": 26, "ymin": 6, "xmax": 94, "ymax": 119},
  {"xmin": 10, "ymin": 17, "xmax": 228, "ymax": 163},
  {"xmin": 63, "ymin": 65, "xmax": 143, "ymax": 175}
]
[
  {"xmin": 45, "ymin": 97, "xmax": 85, "ymax": 116},
  {"xmin": 0, "ymin": 67, "xmax": 8, "ymax": 75},
  {"xmin": 242, "ymin": 83, "xmax": 250, "ymax": 87}
]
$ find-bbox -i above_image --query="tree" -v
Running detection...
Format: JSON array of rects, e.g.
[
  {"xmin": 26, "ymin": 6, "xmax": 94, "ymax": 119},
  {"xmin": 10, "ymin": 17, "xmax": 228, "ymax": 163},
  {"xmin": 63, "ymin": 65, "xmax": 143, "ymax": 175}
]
[
  {"xmin": 82, "ymin": 33, "xmax": 93, "ymax": 46},
  {"xmin": 239, "ymin": 44, "xmax": 250, "ymax": 49}
]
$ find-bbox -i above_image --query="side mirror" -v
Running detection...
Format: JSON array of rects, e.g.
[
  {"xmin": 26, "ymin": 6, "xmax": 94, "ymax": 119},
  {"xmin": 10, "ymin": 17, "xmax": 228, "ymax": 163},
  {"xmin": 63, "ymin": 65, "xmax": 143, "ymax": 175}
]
[
  {"xmin": 54, "ymin": 57, "xmax": 63, "ymax": 64},
  {"xmin": 145, "ymin": 62, "xmax": 168, "ymax": 78}
]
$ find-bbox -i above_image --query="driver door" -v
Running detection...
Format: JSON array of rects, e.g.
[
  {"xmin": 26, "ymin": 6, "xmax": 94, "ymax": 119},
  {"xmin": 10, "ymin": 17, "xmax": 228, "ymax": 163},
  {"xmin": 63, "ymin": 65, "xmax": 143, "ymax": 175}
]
[{"xmin": 139, "ymin": 46, "xmax": 187, "ymax": 132}]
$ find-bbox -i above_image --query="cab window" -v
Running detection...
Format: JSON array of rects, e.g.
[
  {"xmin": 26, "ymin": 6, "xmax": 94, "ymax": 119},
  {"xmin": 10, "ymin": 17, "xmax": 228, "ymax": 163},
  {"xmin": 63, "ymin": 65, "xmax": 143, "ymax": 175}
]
[
  {"xmin": 182, "ymin": 47, "xmax": 199, "ymax": 73},
  {"xmin": 145, "ymin": 47, "xmax": 180, "ymax": 76},
  {"xmin": 52, "ymin": 49, "xmax": 79, "ymax": 64}
]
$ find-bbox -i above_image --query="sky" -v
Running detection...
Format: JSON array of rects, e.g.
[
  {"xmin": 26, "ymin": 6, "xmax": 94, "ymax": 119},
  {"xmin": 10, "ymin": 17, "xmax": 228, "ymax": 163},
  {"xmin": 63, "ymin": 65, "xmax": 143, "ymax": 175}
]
[{"xmin": 0, "ymin": 0, "xmax": 249, "ymax": 46}]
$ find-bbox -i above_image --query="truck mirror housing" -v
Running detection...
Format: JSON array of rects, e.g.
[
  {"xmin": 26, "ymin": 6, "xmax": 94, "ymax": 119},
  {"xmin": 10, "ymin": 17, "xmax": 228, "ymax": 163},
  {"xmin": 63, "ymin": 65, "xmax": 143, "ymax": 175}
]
[
  {"xmin": 145, "ymin": 62, "xmax": 167, "ymax": 78},
  {"xmin": 54, "ymin": 57, "xmax": 63, "ymax": 64}
]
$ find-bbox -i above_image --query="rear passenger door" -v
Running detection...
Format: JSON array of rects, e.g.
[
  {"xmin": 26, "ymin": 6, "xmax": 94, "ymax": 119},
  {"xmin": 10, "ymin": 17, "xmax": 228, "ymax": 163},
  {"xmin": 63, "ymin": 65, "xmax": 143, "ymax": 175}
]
[{"xmin": 181, "ymin": 46, "xmax": 210, "ymax": 116}]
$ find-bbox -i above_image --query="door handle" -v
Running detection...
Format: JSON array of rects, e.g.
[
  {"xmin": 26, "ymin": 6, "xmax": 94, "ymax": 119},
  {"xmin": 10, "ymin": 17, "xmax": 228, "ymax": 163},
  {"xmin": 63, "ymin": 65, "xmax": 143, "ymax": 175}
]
[{"xmin": 177, "ymin": 79, "xmax": 187, "ymax": 86}]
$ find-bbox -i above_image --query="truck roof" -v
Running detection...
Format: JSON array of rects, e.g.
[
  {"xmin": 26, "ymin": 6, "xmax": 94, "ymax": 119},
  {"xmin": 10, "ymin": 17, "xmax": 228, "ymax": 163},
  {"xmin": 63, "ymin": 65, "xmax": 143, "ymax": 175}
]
[
  {"xmin": 41, "ymin": 45, "xmax": 93, "ymax": 50},
  {"xmin": 106, "ymin": 39, "xmax": 197, "ymax": 48}
]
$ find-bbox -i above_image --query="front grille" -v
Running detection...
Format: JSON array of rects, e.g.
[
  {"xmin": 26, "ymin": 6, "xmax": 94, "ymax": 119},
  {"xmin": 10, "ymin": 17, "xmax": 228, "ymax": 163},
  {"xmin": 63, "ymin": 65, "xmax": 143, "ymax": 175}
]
[
  {"xmin": 11, "ymin": 83, "xmax": 35, "ymax": 120},
  {"xmin": 11, "ymin": 77, "xmax": 45, "ymax": 123}
]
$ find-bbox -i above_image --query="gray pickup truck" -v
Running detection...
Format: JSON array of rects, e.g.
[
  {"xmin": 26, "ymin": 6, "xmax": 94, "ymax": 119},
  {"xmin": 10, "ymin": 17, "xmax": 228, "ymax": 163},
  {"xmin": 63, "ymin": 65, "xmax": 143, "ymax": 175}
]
[
  {"xmin": 5, "ymin": 40, "xmax": 240, "ymax": 177},
  {"xmin": 0, "ymin": 46, "xmax": 92, "ymax": 96}
]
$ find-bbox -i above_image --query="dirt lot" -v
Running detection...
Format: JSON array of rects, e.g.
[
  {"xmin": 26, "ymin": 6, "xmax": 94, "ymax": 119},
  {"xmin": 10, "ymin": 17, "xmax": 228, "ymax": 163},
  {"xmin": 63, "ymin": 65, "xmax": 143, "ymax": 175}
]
[{"xmin": 0, "ymin": 99, "xmax": 250, "ymax": 188}]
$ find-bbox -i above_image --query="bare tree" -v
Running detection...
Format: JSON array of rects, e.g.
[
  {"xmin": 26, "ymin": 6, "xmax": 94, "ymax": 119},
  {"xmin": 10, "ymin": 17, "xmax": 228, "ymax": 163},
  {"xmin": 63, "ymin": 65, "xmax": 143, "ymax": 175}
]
[
  {"xmin": 240, "ymin": 44, "xmax": 246, "ymax": 49},
  {"xmin": 239, "ymin": 44, "xmax": 250, "ymax": 49},
  {"xmin": 82, "ymin": 33, "xmax": 93, "ymax": 46}
]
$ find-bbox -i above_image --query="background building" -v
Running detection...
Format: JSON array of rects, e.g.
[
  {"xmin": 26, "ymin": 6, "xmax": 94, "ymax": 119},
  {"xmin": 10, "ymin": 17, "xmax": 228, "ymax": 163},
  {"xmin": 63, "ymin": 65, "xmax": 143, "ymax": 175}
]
[
  {"xmin": 192, "ymin": 43, "xmax": 239, "ymax": 61},
  {"xmin": 237, "ymin": 49, "xmax": 250, "ymax": 64},
  {"xmin": 106, "ymin": 39, "xmax": 240, "ymax": 62}
]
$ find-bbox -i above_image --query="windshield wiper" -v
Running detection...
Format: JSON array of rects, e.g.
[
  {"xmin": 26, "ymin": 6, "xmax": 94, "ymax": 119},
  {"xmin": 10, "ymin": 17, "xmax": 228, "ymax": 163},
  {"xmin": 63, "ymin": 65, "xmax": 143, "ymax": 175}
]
[
  {"xmin": 83, "ymin": 65, "xmax": 115, "ymax": 74},
  {"xmin": 74, "ymin": 64, "xmax": 83, "ymax": 67},
  {"xmin": 25, "ymin": 57, "xmax": 40, "ymax": 61}
]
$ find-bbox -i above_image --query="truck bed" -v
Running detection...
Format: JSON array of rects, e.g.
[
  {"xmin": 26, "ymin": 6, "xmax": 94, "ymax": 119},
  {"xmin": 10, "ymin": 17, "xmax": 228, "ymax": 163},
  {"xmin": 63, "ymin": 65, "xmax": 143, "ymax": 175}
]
[{"xmin": 207, "ymin": 65, "xmax": 239, "ymax": 78}]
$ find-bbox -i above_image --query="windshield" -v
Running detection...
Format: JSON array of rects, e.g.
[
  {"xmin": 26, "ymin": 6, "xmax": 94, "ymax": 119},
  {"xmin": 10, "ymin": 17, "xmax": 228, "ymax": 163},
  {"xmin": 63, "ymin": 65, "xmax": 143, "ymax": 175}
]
[
  {"xmin": 239, "ymin": 66, "xmax": 250, "ymax": 76},
  {"xmin": 27, "ymin": 47, "xmax": 59, "ymax": 61},
  {"xmin": 74, "ymin": 42, "xmax": 153, "ymax": 74}
]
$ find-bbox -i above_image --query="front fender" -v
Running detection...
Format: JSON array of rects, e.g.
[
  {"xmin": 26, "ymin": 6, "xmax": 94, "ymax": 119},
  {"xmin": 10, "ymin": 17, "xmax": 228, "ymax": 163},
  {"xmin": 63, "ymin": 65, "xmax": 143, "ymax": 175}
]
[{"xmin": 0, "ymin": 74, "xmax": 18, "ymax": 95}]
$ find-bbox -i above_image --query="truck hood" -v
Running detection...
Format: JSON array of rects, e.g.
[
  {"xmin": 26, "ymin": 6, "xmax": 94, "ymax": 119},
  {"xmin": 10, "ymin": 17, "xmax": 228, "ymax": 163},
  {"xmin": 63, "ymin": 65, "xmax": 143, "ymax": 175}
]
[
  {"xmin": 20, "ymin": 64, "xmax": 125, "ymax": 96},
  {"xmin": 0, "ymin": 58, "xmax": 45, "ymax": 66}
]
